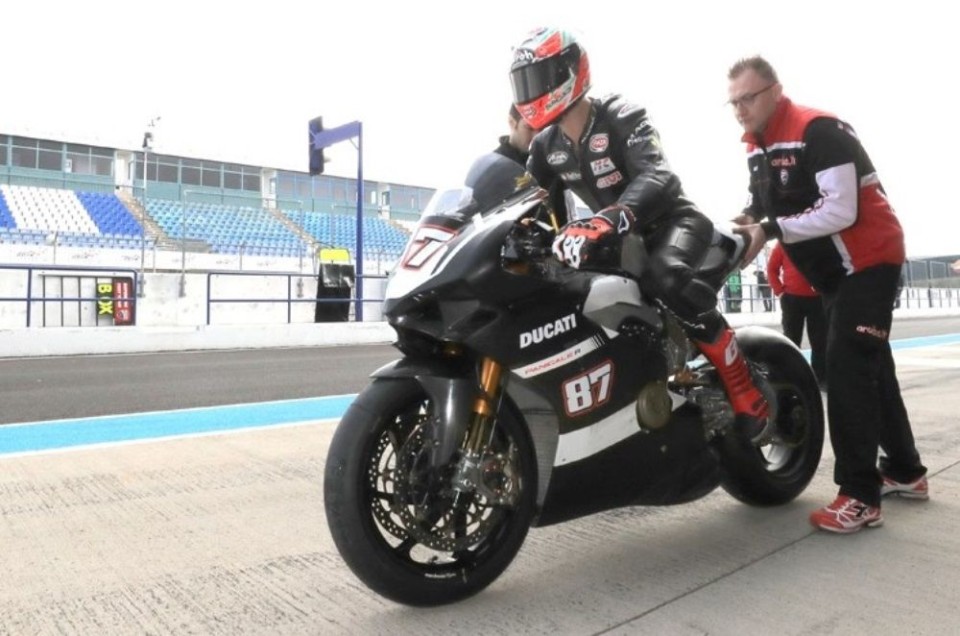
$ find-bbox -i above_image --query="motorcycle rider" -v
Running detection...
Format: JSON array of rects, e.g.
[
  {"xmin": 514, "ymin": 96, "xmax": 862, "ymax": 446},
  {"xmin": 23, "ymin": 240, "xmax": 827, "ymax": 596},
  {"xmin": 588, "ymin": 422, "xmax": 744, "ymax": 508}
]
[{"xmin": 509, "ymin": 27, "xmax": 770, "ymax": 441}]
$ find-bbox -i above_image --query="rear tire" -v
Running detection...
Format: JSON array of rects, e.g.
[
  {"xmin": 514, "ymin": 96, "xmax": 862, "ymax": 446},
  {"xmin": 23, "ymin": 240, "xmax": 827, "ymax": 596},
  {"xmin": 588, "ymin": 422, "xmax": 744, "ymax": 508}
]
[
  {"xmin": 324, "ymin": 377, "xmax": 537, "ymax": 606},
  {"xmin": 718, "ymin": 326, "xmax": 825, "ymax": 506}
]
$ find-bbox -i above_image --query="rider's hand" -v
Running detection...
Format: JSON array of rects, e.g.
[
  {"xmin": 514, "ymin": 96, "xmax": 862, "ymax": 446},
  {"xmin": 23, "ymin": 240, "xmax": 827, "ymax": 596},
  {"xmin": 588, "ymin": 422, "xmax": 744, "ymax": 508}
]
[
  {"xmin": 594, "ymin": 204, "xmax": 636, "ymax": 234},
  {"xmin": 552, "ymin": 205, "xmax": 635, "ymax": 269}
]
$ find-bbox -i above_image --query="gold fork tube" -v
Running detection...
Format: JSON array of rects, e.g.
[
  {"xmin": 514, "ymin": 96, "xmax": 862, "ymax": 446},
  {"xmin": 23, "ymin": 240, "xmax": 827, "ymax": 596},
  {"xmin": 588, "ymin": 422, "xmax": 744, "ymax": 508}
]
[{"xmin": 465, "ymin": 357, "xmax": 503, "ymax": 451}]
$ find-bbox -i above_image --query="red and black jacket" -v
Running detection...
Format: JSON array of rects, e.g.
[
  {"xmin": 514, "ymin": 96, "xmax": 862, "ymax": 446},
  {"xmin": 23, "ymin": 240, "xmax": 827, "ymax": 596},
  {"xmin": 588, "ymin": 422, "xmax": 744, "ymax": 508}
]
[
  {"xmin": 743, "ymin": 97, "xmax": 905, "ymax": 293},
  {"xmin": 767, "ymin": 241, "xmax": 818, "ymax": 297}
]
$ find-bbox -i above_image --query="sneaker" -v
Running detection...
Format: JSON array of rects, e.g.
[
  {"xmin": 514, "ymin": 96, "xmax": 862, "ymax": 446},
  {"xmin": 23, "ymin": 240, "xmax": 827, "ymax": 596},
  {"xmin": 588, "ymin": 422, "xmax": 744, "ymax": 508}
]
[
  {"xmin": 809, "ymin": 495, "xmax": 883, "ymax": 534},
  {"xmin": 881, "ymin": 475, "xmax": 929, "ymax": 500}
]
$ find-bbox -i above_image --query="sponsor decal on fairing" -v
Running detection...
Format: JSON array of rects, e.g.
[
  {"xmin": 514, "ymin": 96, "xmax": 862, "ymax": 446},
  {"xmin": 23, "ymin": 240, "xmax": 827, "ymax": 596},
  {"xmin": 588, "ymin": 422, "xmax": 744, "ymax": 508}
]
[
  {"xmin": 512, "ymin": 335, "xmax": 601, "ymax": 378},
  {"xmin": 561, "ymin": 359, "xmax": 614, "ymax": 416},
  {"xmin": 400, "ymin": 225, "xmax": 456, "ymax": 270},
  {"xmin": 519, "ymin": 313, "xmax": 577, "ymax": 349}
]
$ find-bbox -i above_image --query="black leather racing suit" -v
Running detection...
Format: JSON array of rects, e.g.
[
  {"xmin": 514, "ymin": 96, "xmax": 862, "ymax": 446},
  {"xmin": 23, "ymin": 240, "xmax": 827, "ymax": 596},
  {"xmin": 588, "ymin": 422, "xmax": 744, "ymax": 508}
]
[
  {"xmin": 493, "ymin": 135, "xmax": 529, "ymax": 167},
  {"xmin": 527, "ymin": 94, "xmax": 722, "ymax": 337}
]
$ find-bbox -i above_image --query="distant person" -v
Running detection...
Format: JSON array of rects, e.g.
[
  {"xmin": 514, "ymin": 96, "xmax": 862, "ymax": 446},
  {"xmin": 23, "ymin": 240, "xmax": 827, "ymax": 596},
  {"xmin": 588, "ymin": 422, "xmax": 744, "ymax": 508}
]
[
  {"xmin": 723, "ymin": 270, "xmax": 742, "ymax": 313},
  {"xmin": 511, "ymin": 26, "xmax": 770, "ymax": 442},
  {"xmin": 494, "ymin": 104, "xmax": 536, "ymax": 166},
  {"xmin": 767, "ymin": 241, "xmax": 826, "ymax": 386},
  {"xmin": 754, "ymin": 268, "xmax": 773, "ymax": 311},
  {"xmin": 727, "ymin": 55, "xmax": 928, "ymax": 534}
]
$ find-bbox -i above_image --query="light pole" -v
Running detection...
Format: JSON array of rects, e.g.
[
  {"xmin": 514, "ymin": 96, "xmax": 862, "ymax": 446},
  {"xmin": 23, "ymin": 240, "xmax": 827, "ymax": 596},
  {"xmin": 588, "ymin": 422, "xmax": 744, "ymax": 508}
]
[
  {"xmin": 138, "ymin": 116, "xmax": 160, "ymax": 297},
  {"xmin": 180, "ymin": 189, "xmax": 192, "ymax": 298},
  {"xmin": 46, "ymin": 231, "xmax": 58, "ymax": 265},
  {"xmin": 293, "ymin": 199, "xmax": 306, "ymax": 298},
  {"xmin": 309, "ymin": 118, "xmax": 364, "ymax": 319}
]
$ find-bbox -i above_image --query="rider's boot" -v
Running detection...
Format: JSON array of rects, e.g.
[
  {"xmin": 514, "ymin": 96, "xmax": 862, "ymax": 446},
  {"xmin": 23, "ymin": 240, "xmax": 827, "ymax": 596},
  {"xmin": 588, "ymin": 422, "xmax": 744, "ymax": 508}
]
[{"xmin": 694, "ymin": 326, "xmax": 770, "ymax": 442}]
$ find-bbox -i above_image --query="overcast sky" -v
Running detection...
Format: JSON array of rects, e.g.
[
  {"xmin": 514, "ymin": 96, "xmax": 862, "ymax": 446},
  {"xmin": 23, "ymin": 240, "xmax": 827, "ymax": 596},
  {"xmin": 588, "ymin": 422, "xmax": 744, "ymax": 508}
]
[{"xmin": 3, "ymin": 1, "xmax": 956, "ymax": 257}]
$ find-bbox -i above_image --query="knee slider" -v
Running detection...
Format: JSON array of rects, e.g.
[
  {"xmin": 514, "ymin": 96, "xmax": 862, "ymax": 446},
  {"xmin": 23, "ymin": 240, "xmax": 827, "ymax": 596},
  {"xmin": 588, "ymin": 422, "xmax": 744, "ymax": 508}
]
[{"xmin": 647, "ymin": 263, "xmax": 718, "ymax": 320}]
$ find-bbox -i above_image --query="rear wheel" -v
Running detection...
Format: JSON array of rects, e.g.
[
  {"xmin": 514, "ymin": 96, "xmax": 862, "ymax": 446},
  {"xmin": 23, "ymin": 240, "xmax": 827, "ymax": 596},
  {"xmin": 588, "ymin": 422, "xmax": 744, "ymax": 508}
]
[
  {"xmin": 324, "ymin": 377, "xmax": 537, "ymax": 606},
  {"xmin": 718, "ymin": 327, "xmax": 825, "ymax": 506}
]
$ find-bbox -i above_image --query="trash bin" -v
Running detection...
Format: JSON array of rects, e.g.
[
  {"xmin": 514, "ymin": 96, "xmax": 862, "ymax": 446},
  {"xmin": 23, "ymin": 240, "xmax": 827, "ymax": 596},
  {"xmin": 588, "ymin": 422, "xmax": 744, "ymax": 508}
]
[{"xmin": 315, "ymin": 263, "xmax": 355, "ymax": 322}]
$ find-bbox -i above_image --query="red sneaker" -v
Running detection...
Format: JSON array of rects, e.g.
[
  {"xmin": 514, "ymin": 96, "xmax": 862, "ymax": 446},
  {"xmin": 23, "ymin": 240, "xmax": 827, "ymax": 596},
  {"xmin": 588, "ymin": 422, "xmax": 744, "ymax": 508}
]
[
  {"xmin": 881, "ymin": 475, "xmax": 929, "ymax": 500},
  {"xmin": 809, "ymin": 495, "xmax": 883, "ymax": 534}
]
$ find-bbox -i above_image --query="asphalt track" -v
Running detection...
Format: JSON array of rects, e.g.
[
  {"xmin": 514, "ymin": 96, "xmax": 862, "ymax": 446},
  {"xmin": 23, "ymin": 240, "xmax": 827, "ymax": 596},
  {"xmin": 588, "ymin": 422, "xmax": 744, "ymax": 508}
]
[{"xmin": 1, "ymin": 318, "xmax": 959, "ymax": 634}]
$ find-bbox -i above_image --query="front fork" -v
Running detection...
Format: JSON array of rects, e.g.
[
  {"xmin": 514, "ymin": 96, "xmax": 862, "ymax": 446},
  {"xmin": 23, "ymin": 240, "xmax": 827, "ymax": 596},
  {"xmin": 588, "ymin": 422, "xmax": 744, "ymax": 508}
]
[
  {"xmin": 449, "ymin": 357, "xmax": 519, "ymax": 506},
  {"xmin": 464, "ymin": 357, "xmax": 502, "ymax": 452}
]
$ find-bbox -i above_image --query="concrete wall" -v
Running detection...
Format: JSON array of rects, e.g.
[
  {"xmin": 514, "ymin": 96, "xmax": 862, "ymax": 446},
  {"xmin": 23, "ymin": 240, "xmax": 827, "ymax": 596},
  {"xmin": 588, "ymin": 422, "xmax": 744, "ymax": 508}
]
[
  {"xmin": 2, "ymin": 259, "xmax": 958, "ymax": 359},
  {"xmin": 1, "ymin": 270, "xmax": 326, "ymax": 329},
  {"xmin": 0, "ymin": 321, "xmax": 397, "ymax": 358},
  {"xmin": 0, "ymin": 265, "xmax": 394, "ymax": 357},
  {"xmin": 3, "ymin": 302, "xmax": 958, "ymax": 359}
]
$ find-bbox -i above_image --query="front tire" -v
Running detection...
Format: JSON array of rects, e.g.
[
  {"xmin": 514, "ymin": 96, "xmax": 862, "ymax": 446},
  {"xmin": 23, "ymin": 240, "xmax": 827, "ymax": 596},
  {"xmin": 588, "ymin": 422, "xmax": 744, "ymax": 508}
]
[
  {"xmin": 323, "ymin": 377, "xmax": 537, "ymax": 606},
  {"xmin": 718, "ymin": 326, "xmax": 825, "ymax": 506}
]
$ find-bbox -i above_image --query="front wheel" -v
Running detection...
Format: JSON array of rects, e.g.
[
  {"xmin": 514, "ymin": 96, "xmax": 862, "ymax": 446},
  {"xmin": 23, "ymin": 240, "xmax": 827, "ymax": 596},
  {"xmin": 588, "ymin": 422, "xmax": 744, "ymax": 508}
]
[
  {"xmin": 323, "ymin": 377, "xmax": 537, "ymax": 606},
  {"xmin": 717, "ymin": 326, "xmax": 825, "ymax": 506}
]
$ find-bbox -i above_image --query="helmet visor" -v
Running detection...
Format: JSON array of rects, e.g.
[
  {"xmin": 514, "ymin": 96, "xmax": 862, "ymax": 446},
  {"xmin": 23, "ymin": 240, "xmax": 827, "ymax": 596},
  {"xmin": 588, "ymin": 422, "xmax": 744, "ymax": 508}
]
[{"xmin": 510, "ymin": 55, "xmax": 571, "ymax": 104}]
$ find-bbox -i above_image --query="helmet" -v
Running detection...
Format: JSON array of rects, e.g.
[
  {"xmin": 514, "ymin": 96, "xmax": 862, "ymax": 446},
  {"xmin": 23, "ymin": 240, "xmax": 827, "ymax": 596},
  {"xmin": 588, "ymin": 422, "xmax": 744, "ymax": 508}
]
[{"xmin": 509, "ymin": 27, "xmax": 591, "ymax": 130}]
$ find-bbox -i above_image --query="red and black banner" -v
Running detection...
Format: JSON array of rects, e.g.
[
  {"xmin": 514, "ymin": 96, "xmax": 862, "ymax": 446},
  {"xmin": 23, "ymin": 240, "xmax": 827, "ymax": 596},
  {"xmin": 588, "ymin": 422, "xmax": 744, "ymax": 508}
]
[{"xmin": 97, "ymin": 277, "xmax": 136, "ymax": 325}]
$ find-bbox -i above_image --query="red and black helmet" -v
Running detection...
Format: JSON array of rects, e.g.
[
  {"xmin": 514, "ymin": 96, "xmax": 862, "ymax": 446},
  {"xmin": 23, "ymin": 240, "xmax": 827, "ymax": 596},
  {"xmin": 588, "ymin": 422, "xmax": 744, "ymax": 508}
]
[{"xmin": 509, "ymin": 27, "xmax": 591, "ymax": 130}]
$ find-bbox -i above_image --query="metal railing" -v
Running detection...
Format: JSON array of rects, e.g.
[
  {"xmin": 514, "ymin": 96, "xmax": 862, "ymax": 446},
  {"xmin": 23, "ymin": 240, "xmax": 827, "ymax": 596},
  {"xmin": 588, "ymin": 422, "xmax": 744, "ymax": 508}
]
[
  {"xmin": 0, "ymin": 264, "xmax": 140, "ymax": 327},
  {"xmin": 722, "ymin": 282, "xmax": 960, "ymax": 314},
  {"xmin": 2, "ymin": 262, "xmax": 955, "ymax": 331},
  {"xmin": 201, "ymin": 270, "xmax": 389, "ymax": 325}
]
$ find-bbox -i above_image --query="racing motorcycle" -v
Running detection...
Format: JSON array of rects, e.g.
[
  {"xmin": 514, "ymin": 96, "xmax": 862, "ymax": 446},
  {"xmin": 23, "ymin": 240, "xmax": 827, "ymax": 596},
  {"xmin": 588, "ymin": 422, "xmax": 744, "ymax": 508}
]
[{"xmin": 323, "ymin": 153, "xmax": 823, "ymax": 607}]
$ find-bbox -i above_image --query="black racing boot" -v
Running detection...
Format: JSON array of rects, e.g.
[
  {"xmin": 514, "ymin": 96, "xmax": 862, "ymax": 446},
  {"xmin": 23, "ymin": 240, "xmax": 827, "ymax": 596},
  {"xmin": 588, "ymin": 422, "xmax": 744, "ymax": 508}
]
[{"xmin": 694, "ymin": 327, "xmax": 770, "ymax": 442}]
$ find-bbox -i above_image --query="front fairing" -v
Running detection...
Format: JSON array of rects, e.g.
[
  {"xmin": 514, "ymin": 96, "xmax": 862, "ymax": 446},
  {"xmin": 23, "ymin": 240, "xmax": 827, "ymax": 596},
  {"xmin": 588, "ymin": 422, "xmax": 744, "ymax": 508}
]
[
  {"xmin": 384, "ymin": 187, "xmax": 573, "ymax": 351},
  {"xmin": 384, "ymin": 186, "xmax": 542, "ymax": 305}
]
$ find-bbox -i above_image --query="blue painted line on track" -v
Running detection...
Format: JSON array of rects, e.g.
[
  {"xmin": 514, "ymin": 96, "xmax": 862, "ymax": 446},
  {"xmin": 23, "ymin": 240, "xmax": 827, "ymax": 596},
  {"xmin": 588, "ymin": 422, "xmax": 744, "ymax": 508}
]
[
  {"xmin": 0, "ymin": 395, "xmax": 356, "ymax": 456},
  {"xmin": 2, "ymin": 333, "xmax": 958, "ymax": 456},
  {"xmin": 889, "ymin": 332, "xmax": 960, "ymax": 350}
]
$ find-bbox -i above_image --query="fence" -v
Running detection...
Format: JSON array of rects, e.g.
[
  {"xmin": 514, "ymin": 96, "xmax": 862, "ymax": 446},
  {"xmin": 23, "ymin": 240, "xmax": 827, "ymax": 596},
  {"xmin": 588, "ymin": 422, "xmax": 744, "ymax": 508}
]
[
  {"xmin": 723, "ymin": 280, "xmax": 960, "ymax": 315},
  {"xmin": 0, "ymin": 264, "xmax": 391, "ymax": 329}
]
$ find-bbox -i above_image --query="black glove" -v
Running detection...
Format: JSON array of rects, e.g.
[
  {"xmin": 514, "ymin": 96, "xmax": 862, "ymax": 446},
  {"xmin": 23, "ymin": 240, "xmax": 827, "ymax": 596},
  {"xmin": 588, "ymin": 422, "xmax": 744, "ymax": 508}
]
[{"xmin": 552, "ymin": 205, "xmax": 635, "ymax": 269}]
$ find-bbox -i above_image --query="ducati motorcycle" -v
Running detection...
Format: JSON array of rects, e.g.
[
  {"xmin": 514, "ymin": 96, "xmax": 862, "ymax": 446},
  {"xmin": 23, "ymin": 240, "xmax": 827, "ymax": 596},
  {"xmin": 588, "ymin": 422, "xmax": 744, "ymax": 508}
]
[{"xmin": 324, "ymin": 153, "xmax": 823, "ymax": 606}]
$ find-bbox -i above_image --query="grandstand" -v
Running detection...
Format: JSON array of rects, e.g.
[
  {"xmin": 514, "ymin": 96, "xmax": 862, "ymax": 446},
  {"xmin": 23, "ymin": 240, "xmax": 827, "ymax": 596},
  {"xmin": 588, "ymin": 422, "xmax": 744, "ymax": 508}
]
[
  {"xmin": 0, "ymin": 133, "xmax": 433, "ymax": 269},
  {"xmin": 3, "ymin": 132, "xmax": 955, "ymax": 287}
]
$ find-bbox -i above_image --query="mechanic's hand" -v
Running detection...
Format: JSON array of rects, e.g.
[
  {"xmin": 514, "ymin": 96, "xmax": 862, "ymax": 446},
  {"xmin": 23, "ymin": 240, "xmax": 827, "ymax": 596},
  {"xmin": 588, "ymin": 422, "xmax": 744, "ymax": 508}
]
[
  {"xmin": 732, "ymin": 223, "xmax": 767, "ymax": 268},
  {"xmin": 551, "ymin": 205, "xmax": 635, "ymax": 269}
]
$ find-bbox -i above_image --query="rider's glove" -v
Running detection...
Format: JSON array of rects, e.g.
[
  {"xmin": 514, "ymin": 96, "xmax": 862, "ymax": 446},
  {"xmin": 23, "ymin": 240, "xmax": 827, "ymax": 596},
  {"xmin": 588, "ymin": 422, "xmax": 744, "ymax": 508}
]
[{"xmin": 552, "ymin": 204, "xmax": 635, "ymax": 269}]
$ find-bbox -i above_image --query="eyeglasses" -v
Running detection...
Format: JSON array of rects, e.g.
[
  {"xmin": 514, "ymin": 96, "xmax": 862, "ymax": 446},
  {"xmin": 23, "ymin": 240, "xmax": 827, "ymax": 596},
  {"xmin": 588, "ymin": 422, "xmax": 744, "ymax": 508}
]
[{"xmin": 727, "ymin": 84, "xmax": 776, "ymax": 109}]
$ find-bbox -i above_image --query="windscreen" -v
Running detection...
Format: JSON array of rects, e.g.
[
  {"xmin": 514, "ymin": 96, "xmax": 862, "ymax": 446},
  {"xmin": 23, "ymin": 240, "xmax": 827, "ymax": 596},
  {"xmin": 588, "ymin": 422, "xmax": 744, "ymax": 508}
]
[{"xmin": 420, "ymin": 152, "xmax": 528, "ymax": 220}]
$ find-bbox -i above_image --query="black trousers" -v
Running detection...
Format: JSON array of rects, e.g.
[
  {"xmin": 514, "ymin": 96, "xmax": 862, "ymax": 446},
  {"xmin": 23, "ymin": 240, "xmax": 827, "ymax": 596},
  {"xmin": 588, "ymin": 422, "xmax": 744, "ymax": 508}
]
[
  {"xmin": 779, "ymin": 294, "xmax": 827, "ymax": 383},
  {"xmin": 822, "ymin": 264, "xmax": 926, "ymax": 507},
  {"xmin": 758, "ymin": 284, "xmax": 773, "ymax": 311}
]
